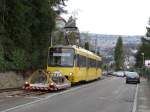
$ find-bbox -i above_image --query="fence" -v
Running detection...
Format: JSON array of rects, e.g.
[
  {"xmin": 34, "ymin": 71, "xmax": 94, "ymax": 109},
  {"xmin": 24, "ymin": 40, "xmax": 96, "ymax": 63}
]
[{"xmin": 136, "ymin": 68, "xmax": 150, "ymax": 81}]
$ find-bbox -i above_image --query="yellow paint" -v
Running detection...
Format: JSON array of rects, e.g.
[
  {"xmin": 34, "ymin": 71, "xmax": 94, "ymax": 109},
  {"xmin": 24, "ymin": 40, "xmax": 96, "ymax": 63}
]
[{"xmin": 47, "ymin": 67, "xmax": 102, "ymax": 83}]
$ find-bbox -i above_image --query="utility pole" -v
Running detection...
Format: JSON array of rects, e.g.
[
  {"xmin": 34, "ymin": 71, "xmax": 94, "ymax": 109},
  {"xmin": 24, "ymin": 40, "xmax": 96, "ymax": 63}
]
[
  {"xmin": 82, "ymin": 38, "xmax": 98, "ymax": 54},
  {"xmin": 95, "ymin": 36, "xmax": 98, "ymax": 54},
  {"xmin": 3, "ymin": 0, "xmax": 5, "ymax": 24},
  {"xmin": 49, "ymin": 32, "xmax": 53, "ymax": 47}
]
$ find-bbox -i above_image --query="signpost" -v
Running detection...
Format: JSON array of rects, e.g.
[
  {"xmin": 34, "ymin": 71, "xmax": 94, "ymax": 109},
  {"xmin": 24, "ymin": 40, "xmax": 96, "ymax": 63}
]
[{"xmin": 145, "ymin": 60, "xmax": 150, "ymax": 68}]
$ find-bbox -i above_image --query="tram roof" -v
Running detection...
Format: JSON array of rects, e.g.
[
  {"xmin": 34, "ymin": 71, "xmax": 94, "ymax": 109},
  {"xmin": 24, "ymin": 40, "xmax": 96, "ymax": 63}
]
[{"xmin": 49, "ymin": 45, "xmax": 102, "ymax": 61}]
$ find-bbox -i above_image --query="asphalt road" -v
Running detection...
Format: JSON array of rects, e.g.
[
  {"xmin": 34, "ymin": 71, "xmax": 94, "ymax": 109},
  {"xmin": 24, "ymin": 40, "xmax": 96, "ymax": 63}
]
[{"xmin": 0, "ymin": 76, "xmax": 137, "ymax": 112}]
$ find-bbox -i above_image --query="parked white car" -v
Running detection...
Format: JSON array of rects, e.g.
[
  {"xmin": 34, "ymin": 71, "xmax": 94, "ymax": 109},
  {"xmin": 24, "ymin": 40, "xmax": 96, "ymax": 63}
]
[{"xmin": 112, "ymin": 71, "xmax": 125, "ymax": 77}]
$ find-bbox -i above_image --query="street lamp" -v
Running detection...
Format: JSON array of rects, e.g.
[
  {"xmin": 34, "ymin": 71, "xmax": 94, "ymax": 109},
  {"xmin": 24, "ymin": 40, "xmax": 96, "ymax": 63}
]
[
  {"xmin": 141, "ymin": 53, "xmax": 145, "ymax": 65},
  {"xmin": 141, "ymin": 53, "xmax": 145, "ymax": 77}
]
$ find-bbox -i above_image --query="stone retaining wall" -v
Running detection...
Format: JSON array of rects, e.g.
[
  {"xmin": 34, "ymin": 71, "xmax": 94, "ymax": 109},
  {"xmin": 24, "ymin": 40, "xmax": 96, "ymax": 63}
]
[{"xmin": 0, "ymin": 72, "xmax": 24, "ymax": 89}]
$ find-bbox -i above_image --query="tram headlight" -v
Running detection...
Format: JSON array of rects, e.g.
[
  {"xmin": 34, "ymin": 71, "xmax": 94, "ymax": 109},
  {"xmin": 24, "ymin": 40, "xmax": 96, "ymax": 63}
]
[
  {"xmin": 24, "ymin": 82, "xmax": 29, "ymax": 87},
  {"xmin": 69, "ymin": 73, "xmax": 73, "ymax": 81},
  {"xmin": 69, "ymin": 72, "xmax": 73, "ymax": 76},
  {"xmin": 25, "ymin": 81, "xmax": 29, "ymax": 84},
  {"xmin": 49, "ymin": 83, "xmax": 55, "ymax": 89},
  {"xmin": 50, "ymin": 83, "xmax": 54, "ymax": 86},
  {"xmin": 47, "ymin": 71, "xmax": 51, "ymax": 74}
]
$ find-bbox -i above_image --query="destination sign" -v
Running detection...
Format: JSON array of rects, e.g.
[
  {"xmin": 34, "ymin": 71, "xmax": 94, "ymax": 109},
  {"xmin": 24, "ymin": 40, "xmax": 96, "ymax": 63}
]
[{"xmin": 53, "ymin": 53, "xmax": 71, "ymax": 57}]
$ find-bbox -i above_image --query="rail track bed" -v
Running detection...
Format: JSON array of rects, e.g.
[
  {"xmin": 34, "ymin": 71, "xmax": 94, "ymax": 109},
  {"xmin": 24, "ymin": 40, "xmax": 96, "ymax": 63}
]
[
  {"xmin": 0, "ymin": 77, "xmax": 104, "ymax": 98},
  {"xmin": 0, "ymin": 88, "xmax": 21, "ymax": 93},
  {"xmin": 0, "ymin": 88, "xmax": 49, "ymax": 98}
]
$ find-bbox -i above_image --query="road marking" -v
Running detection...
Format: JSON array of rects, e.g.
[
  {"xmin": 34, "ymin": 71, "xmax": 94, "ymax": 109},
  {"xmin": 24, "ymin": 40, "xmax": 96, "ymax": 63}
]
[
  {"xmin": 132, "ymin": 84, "xmax": 139, "ymax": 112},
  {"xmin": 24, "ymin": 96, "xmax": 43, "ymax": 100},
  {"xmin": 0, "ymin": 77, "xmax": 111, "ymax": 112}
]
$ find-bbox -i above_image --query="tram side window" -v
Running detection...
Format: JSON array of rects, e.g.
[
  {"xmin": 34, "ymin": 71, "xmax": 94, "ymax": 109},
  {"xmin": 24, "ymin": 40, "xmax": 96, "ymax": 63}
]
[
  {"xmin": 88, "ymin": 58, "xmax": 96, "ymax": 67},
  {"xmin": 88, "ymin": 58, "xmax": 91, "ymax": 67},
  {"xmin": 97, "ymin": 61, "xmax": 102, "ymax": 68},
  {"xmin": 93, "ymin": 60, "xmax": 96, "ymax": 67},
  {"xmin": 77, "ymin": 55, "xmax": 86, "ymax": 67}
]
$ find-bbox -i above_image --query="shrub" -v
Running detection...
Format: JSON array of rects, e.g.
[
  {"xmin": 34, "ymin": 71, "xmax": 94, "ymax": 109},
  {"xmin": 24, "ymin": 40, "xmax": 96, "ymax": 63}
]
[{"xmin": 11, "ymin": 48, "xmax": 29, "ymax": 71}]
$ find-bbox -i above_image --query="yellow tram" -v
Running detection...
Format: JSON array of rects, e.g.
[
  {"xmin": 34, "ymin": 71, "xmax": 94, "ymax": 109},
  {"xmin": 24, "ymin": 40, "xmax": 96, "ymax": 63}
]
[{"xmin": 47, "ymin": 45, "xmax": 102, "ymax": 84}]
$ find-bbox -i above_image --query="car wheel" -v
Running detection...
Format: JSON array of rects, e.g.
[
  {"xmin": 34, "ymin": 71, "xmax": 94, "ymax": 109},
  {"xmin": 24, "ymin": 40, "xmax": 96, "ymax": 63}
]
[{"xmin": 126, "ymin": 81, "xmax": 128, "ymax": 84}]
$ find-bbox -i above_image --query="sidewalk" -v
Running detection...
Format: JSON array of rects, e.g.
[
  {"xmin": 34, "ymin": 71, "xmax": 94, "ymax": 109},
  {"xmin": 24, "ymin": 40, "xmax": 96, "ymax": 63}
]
[{"xmin": 137, "ymin": 78, "xmax": 150, "ymax": 112}]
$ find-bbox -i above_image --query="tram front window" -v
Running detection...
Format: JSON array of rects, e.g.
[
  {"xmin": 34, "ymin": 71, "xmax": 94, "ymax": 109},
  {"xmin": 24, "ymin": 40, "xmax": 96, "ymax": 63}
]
[{"xmin": 48, "ymin": 48, "xmax": 74, "ymax": 67}]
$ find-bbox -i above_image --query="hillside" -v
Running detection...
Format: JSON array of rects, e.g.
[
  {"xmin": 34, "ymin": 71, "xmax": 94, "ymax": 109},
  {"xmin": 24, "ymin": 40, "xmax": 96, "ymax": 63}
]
[
  {"xmin": 80, "ymin": 33, "xmax": 142, "ymax": 66},
  {"xmin": 80, "ymin": 33, "xmax": 141, "ymax": 48}
]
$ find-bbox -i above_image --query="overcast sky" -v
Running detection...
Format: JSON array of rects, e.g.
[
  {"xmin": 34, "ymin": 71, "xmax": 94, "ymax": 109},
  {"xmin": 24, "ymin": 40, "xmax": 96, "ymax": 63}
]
[{"xmin": 62, "ymin": 0, "xmax": 150, "ymax": 35}]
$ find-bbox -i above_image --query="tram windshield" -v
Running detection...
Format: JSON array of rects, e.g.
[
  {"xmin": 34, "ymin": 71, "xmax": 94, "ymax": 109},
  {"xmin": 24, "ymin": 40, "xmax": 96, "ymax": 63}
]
[{"xmin": 48, "ymin": 48, "xmax": 74, "ymax": 67}]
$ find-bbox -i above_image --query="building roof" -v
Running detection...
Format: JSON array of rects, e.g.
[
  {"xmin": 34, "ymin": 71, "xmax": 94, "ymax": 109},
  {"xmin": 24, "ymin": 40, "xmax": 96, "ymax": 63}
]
[{"xmin": 56, "ymin": 16, "xmax": 66, "ymax": 23}]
